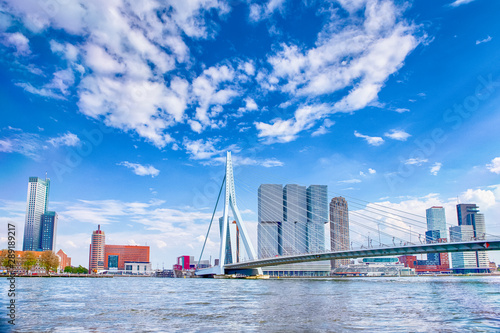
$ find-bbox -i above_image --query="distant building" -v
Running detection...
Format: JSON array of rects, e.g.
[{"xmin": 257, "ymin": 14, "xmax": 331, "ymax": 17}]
[
  {"xmin": 0, "ymin": 251, "xmax": 46, "ymax": 275},
  {"xmin": 104, "ymin": 245, "xmax": 150, "ymax": 270},
  {"xmin": 424, "ymin": 207, "xmax": 449, "ymax": 270},
  {"xmin": 257, "ymin": 184, "xmax": 330, "ymax": 276},
  {"xmin": 23, "ymin": 177, "xmax": 52, "ymax": 251},
  {"xmin": 40, "ymin": 211, "xmax": 58, "ymax": 251},
  {"xmin": 399, "ymin": 253, "xmax": 450, "ymax": 274},
  {"xmin": 56, "ymin": 249, "xmax": 71, "ymax": 271},
  {"xmin": 258, "ymin": 184, "xmax": 283, "ymax": 258},
  {"xmin": 283, "ymin": 184, "xmax": 307, "ymax": 255},
  {"xmin": 450, "ymin": 204, "xmax": 490, "ymax": 273},
  {"xmin": 89, "ymin": 225, "xmax": 105, "ymax": 272},
  {"xmin": 306, "ymin": 185, "xmax": 328, "ymax": 253},
  {"xmin": 330, "ymin": 197, "xmax": 349, "ymax": 268},
  {"xmin": 426, "ymin": 206, "xmax": 447, "ymax": 240}
]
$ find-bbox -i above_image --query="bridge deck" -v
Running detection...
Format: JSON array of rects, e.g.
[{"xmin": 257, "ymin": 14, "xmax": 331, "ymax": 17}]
[{"xmin": 220, "ymin": 240, "xmax": 500, "ymax": 270}]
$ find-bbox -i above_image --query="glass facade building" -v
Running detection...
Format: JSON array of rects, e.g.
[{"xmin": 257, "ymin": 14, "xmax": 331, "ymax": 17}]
[
  {"xmin": 283, "ymin": 184, "xmax": 307, "ymax": 255},
  {"xmin": 23, "ymin": 177, "xmax": 51, "ymax": 251},
  {"xmin": 306, "ymin": 185, "xmax": 328, "ymax": 253},
  {"xmin": 453, "ymin": 204, "xmax": 490, "ymax": 270},
  {"xmin": 426, "ymin": 206, "xmax": 447, "ymax": 240},
  {"xmin": 40, "ymin": 211, "xmax": 58, "ymax": 251},
  {"xmin": 258, "ymin": 184, "xmax": 283, "ymax": 258}
]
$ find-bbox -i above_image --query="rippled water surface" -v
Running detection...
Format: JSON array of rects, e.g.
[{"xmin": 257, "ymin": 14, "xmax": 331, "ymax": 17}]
[{"xmin": 2, "ymin": 276, "xmax": 500, "ymax": 332}]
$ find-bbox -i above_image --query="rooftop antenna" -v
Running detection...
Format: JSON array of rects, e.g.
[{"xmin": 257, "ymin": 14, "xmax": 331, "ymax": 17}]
[
  {"xmin": 45, "ymin": 171, "xmax": 47, "ymax": 180},
  {"xmin": 457, "ymin": 196, "xmax": 459, "ymax": 204}
]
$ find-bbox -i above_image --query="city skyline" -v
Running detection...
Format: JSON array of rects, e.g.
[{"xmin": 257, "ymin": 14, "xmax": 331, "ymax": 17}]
[{"xmin": 1, "ymin": 0, "xmax": 500, "ymax": 267}]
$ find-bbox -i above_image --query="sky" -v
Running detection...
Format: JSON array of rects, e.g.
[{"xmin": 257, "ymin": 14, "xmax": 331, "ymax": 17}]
[{"xmin": 0, "ymin": 0, "xmax": 499, "ymax": 268}]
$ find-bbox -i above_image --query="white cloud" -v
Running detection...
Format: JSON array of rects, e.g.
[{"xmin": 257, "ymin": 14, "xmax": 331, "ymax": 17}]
[
  {"xmin": 47, "ymin": 132, "xmax": 80, "ymax": 147},
  {"xmin": 0, "ymin": 133, "xmax": 43, "ymax": 159},
  {"xmin": 449, "ymin": 0, "xmax": 476, "ymax": 7},
  {"xmin": 430, "ymin": 162, "xmax": 442, "ymax": 176},
  {"xmin": 369, "ymin": 168, "xmax": 376, "ymax": 174},
  {"xmin": 312, "ymin": 119, "xmax": 335, "ymax": 137},
  {"xmin": 384, "ymin": 129, "xmax": 411, "ymax": 141},
  {"xmin": 1, "ymin": 32, "xmax": 30, "ymax": 55},
  {"xmin": 256, "ymin": 104, "xmax": 330, "ymax": 143},
  {"xmin": 236, "ymin": 97, "xmax": 258, "ymax": 116},
  {"xmin": 257, "ymin": 0, "xmax": 420, "ymax": 140},
  {"xmin": 476, "ymin": 36, "xmax": 492, "ymax": 45},
  {"xmin": 118, "ymin": 161, "xmax": 160, "ymax": 177},
  {"xmin": 354, "ymin": 130, "xmax": 385, "ymax": 146},
  {"xmin": 192, "ymin": 64, "xmax": 239, "ymax": 129},
  {"xmin": 404, "ymin": 157, "xmax": 428, "ymax": 165},
  {"xmin": 183, "ymin": 137, "xmax": 228, "ymax": 160},
  {"xmin": 394, "ymin": 108, "xmax": 410, "ymax": 113},
  {"xmin": 487, "ymin": 157, "xmax": 500, "ymax": 174},
  {"xmin": 338, "ymin": 179, "xmax": 362, "ymax": 184},
  {"xmin": 249, "ymin": 0, "xmax": 286, "ymax": 22}
]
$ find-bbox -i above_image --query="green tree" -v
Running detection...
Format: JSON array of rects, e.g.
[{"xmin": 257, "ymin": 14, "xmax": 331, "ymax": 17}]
[
  {"xmin": 64, "ymin": 266, "xmax": 73, "ymax": 273},
  {"xmin": 76, "ymin": 265, "xmax": 88, "ymax": 274},
  {"xmin": 0, "ymin": 249, "xmax": 10, "ymax": 268},
  {"xmin": 22, "ymin": 251, "xmax": 37, "ymax": 273},
  {"xmin": 40, "ymin": 251, "xmax": 59, "ymax": 274}
]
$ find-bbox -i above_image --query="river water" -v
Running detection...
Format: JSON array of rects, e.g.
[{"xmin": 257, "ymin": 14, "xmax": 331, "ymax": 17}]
[{"xmin": 2, "ymin": 276, "xmax": 500, "ymax": 332}]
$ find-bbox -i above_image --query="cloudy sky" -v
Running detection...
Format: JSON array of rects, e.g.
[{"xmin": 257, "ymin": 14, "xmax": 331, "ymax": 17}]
[{"xmin": 1, "ymin": 0, "xmax": 499, "ymax": 267}]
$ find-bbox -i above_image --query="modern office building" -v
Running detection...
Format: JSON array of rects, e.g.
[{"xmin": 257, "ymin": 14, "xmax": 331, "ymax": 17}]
[
  {"xmin": 104, "ymin": 245, "xmax": 150, "ymax": 270},
  {"xmin": 283, "ymin": 184, "xmax": 307, "ymax": 255},
  {"xmin": 40, "ymin": 211, "xmax": 58, "ymax": 251},
  {"xmin": 330, "ymin": 197, "xmax": 349, "ymax": 268},
  {"xmin": 257, "ymin": 184, "xmax": 330, "ymax": 276},
  {"xmin": 426, "ymin": 206, "xmax": 447, "ymax": 241},
  {"xmin": 306, "ymin": 185, "xmax": 328, "ymax": 253},
  {"xmin": 89, "ymin": 225, "xmax": 105, "ymax": 272},
  {"xmin": 451, "ymin": 204, "xmax": 490, "ymax": 273},
  {"xmin": 449, "ymin": 225, "xmax": 478, "ymax": 271},
  {"xmin": 425, "ymin": 206, "xmax": 448, "ymax": 268},
  {"xmin": 23, "ymin": 176, "xmax": 51, "ymax": 251},
  {"xmin": 258, "ymin": 184, "xmax": 283, "ymax": 258}
]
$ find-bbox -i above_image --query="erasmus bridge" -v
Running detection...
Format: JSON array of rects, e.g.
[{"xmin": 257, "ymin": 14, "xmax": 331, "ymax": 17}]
[{"xmin": 195, "ymin": 152, "xmax": 500, "ymax": 277}]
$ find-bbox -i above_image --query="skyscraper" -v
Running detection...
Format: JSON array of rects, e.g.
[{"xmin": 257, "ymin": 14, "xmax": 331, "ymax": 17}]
[
  {"xmin": 40, "ymin": 211, "xmax": 58, "ymax": 251},
  {"xmin": 89, "ymin": 225, "xmax": 105, "ymax": 272},
  {"xmin": 257, "ymin": 183, "xmax": 330, "ymax": 276},
  {"xmin": 454, "ymin": 203, "xmax": 489, "ymax": 270},
  {"xmin": 330, "ymin": 197, "xmax": 349, "ymax": 268},
  {"xmin": 23, "ymin": 176, "xmax": 51, "ymax": 251},
  {"xmin": 283, "ymin": 184, "xmax": 307, "ymax": 255},
  {"xmin": 306, "ymin": 185, "xmax": 327, "ymax": 253},
  {"xmin": 258, "ymin": 184, "xmax": 283, "ymax": 258},
  {"xmin": 426, "ymin": 206, "xmax": 447, "ymax": 241},
  {"xmin": 425, "ymin": 206, "xmax": 448, "ymax": 267}
]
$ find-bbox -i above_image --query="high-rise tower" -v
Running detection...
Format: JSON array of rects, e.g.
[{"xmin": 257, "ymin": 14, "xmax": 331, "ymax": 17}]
[
  {"xmin": 283, "ymin": 184, "xmax": 307, "ymax": 255},
  {"xmin": 257, "ymin": 184, "xmax": 283, "ymax": 258},
  {"xmin": 23, "ymin": 177, "xmax": 51, "ymax": 251},
  {"xmin": 452, "ymin": 204, "xmax": 489, "ymax": 270},
  {"xmin": 89, "ymin": 225, "xmax": 105, "ymax": 272},
  {"xmin": 306, "ymin": 185, "xmax": 328, "ymax": 253},
  {"xmin": 330, "ymin": 197, "xmax": 349, "ymax": 268}
]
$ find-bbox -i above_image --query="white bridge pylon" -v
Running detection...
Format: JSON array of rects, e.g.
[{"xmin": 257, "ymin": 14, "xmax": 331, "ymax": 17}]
[
  {"xmin": 199, "ymin": 152, "xmax": 262, "ymax": 276},
  {"xmin": 219, "ymin": 152, "xmax": 261, "ymax": 274}
]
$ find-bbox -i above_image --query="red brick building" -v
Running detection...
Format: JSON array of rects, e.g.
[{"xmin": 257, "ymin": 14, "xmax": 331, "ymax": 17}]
[
  {"xmin": 56, "ymin": 249, "xmax": 71, "ymax": 271},
  {"xmin": 104, "ymin": 245, "xmax": 150, "ymax": 270}
]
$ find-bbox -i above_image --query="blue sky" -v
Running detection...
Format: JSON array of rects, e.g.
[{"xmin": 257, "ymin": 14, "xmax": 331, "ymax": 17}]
[{"xmin": 1, "ymin": 0, "xmax": 499, "ymax": 267}]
